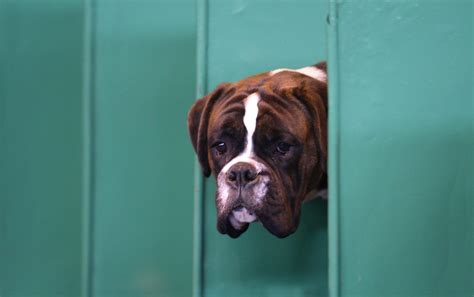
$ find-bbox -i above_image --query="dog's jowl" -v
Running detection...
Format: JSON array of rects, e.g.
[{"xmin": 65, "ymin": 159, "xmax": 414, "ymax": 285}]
[{"xmin": 188, "ymin": 62, "xmax": 327, "ymax": 238}]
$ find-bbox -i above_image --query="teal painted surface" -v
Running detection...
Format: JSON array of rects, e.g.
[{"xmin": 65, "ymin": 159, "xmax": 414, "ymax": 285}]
[
  {"xmin": 91, "ymin": 0, "xmax": 196, "ymax": 296},
  {"xmin": 331, "ymin": 0, "xmax": 473, "ymax": 296},
  {"xmin": 201, "ymin": 1, "xmax": 329, "ymax": 296},
  {"xmin": 4, "ymin": 0, "xmax": 470, "ymax": 296},
  {"xmin": 0, "ymin": 1, "xmax": 84, "ymax": 296},
  {"xmin": 1, "ymin": 0, "xmax": 197, "ymax": 296}
]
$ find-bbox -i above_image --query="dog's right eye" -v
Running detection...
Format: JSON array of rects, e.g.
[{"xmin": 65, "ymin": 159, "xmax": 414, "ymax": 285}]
[
  {"xmin": 276, "ymin": 141, "xmax": 292, "ymax": 155},
  {"xmin": 212, "ymin": 142, "xmax": 227, "ymax": 155}
]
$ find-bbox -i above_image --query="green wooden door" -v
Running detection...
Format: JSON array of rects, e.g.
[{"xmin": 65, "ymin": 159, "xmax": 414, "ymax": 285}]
[
  {"xmin": 328, "ymin": 0, "xmax": 473, "ymax": 296},
  {"xmin": 90, "ymin": 0, "xmax": 196, "ymax": 296}
]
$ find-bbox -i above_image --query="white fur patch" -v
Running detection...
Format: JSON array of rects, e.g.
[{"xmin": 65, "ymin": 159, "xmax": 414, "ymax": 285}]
[
  {"xmin": 232, "ymin": 208, "xmax": 257, "ymax": 223},
  {"xmin": 270, "ymin": 66, "xmax": 327, "ymax": 82},
  {"xmin": 316, "ymin": 189, "xmax": 328, "ymax": 200},
  {"xmin": 229, "ymin": 207, "xmax": 258, "ymax": 230},
  {"xmin": 229, "ymin": 214, "xmax": 245, "ymax": 230},
  {"xmin": 303, "ymin": 188, "xmax": 328, "ymax": 202},
  {"xmin": 242, "ymin": 93, "xmax": 260, "ymax": 155}
]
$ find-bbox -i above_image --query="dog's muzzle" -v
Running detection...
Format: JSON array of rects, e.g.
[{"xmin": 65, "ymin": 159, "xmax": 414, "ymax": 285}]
[{"xmin": 216, "ymin": 161, "xmax": 268, "ymax": 237}]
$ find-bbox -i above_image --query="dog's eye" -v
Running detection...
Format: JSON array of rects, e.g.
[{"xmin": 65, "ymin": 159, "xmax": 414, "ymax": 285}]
[
  {"xmin": 213, "ymin": 142, "xmax": 227, "ymax": 154},
  {"xmin": 276, "ymin": 142, "xmax": 291, "ymax": 155}
]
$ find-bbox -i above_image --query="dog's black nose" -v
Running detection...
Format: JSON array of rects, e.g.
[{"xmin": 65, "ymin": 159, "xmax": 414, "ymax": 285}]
[{"xmin": 227, "ymin": 162, "xmax": 258, "ymax": 188}]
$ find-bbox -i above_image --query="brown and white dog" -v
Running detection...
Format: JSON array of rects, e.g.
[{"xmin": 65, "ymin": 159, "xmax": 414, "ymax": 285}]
[{"xmin": 188, "ymin": 62, "xmax": 327, "ymax": 238}]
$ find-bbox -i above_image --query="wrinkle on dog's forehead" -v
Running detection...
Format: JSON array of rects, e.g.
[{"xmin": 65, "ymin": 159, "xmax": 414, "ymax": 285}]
[{"xmin": 256, "ymin": 94, "xmax": 309, "ymax": 141}]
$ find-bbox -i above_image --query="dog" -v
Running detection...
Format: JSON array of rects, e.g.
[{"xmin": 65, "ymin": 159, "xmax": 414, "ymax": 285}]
[{"xmin": 187, "ymin": 62, "xmax": 327, "ymax": 238}]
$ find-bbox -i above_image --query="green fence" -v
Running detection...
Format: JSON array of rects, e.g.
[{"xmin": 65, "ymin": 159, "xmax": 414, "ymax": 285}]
[{"xmin": 1, "ymin": 0, "xmax": 472, "ymax": 297}]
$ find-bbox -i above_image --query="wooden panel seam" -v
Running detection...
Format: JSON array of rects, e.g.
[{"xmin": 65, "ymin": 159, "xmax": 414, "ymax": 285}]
[
  {"xmin": 193, "ymin": 0, "xmax": 208, "ymax": 296},
  {"xmin": 328, "ymin": 0, "xmax": 341, "ymax": 296},
  {"xmin": 81, "ymin": 0, "xmax": 96, "ymax": 295}
]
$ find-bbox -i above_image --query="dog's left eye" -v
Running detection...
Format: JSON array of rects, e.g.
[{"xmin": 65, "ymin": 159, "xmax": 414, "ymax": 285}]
[
  {"xmin": 276, "ymin": 142, "xmax": 291, "ymax": 155},
  {"xmin": 212, "ymin": 142, "xmax": 227, "ymax": 154}
]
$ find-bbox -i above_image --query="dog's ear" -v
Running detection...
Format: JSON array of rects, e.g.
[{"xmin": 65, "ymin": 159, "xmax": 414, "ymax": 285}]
[
  {"xmin": 187, "ymin": 83, "xmax": 232, "ymax": 177},
  {"xmin": 295, "ymin": 73, "xmax": 328, "ymax": 173}
]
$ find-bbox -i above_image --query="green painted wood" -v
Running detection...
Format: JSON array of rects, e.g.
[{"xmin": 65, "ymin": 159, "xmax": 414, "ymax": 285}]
[
  {"xmin": 91, "ymin": 0, "xmax": 196, "ymax": 296},
  {"xmin": 327, "ymin": 1, "xmax": 340, "ymax": 296},
  {"xmin": 330, "ymin": 0, "xmax": 473, "ymax": 296},
  {"xmin": 193, "ymin": 0, "xmax": 208, "ymax": 296},
  {"xmin": 201, "ymin": 1, "xmax": 329, "ymax": 296},
  {"xmin": 1, "ymin": 0, "xmax": 197, "ymax": 296},
  {"xmin": 0, "ymin": 1, "xmax": 84, "ymax": 296},
  {"xmin": 81, "ymin": 0, "xmax": 94, "ymax": 295}
]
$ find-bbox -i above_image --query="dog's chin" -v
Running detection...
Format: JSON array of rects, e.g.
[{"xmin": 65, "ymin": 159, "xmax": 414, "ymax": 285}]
[
  {"xmin": 257, "ymin": 211, "xmax": 299, "ymax": 239},
  {"xmin": 217, "ymin": 206, "xmax": 258, "ymax": 238}
]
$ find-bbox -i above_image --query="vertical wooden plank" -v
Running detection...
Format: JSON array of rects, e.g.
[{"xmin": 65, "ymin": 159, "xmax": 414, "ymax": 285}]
[
  {"xmin": 81, "ymin": 0, "xmax": 95, "ymax": 295},
  {"xmin": 193, "ymin": 0, "xmax": 208, "ymax": 296},
  {"xmin": 0, "ymin": 1, "xmax": 85, "ymax": 296},
  {"xmin": 334, "ymin": 0, "xmax": 473, "ymax": 296},
  {"xmin": 91, "ymin": 0, "xmax": 196, "ymax": 296},
  {"xmin": 327, "ymin": 0, "xmax": 340, "ymax": 296}
]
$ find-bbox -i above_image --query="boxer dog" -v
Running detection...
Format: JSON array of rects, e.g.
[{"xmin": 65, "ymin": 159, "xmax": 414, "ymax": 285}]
[{"xmin": 187, "ymin": 62, "xmax": 327, "ymax": 238}]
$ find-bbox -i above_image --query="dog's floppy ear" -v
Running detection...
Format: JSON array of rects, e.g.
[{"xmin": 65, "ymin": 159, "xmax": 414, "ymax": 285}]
[
  {"xmin": 309, "ymin": 79, "xmax": 327, "ymax": 173},
  {"xmin": 295, "ymin": 70, "xmax": 328, "ymax": 173},
  {"xmin": 187, "ymin": 83, "xmax": 231, "ymax": 177}
]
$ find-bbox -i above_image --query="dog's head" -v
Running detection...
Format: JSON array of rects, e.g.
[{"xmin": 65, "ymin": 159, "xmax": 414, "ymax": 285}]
[{"xmin": 188, "ymin": 63, "xmax": 327, "ymax": 238}]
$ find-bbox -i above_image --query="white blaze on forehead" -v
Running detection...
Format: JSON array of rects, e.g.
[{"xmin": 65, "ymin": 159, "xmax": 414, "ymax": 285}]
[
  {"xmin": 242, "ymin": 92, "xmax": 260, "ymax": 154},
  {"xmin": 270, "ymin": 66, "xmax": 327, "ymax": 82},
  {"xmin": 220, "ymin": 92, "xmax": 262, "ymax": 175}
]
